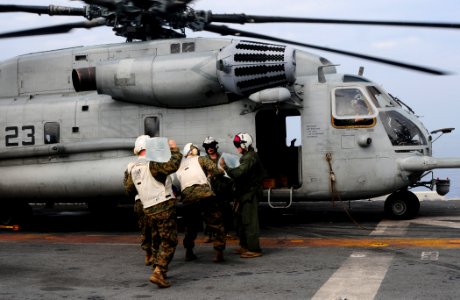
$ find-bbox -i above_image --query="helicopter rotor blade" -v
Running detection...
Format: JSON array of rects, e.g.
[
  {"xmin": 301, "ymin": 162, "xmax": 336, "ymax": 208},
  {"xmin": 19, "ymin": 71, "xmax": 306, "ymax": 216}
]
[
  {"xmin": 0, "ymin": 18, "xmax": 106, "ymax": 39},
  {"xmin": 203, "ymin": 24, "xmax": 447, "ymax": 75},
  {"xmin": 0, "ymin": 4, "xmax": 86, "ymax": 16},
  {"xmin": 208, "ymin": 14, "xmax": 460, "ymax": 30}
]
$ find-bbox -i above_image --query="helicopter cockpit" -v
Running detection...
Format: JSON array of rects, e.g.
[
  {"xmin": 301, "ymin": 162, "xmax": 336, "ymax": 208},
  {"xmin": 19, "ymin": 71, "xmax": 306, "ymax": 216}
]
[{"xmin": 330, "ymin": 77, "xmax": 430, "ymax": 154}]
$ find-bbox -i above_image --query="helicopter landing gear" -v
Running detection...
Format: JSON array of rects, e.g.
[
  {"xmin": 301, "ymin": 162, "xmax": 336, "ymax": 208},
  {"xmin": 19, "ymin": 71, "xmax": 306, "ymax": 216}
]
[{"xmin": 384, "ymin": 190, "xmax": 420, "ymax": 220}]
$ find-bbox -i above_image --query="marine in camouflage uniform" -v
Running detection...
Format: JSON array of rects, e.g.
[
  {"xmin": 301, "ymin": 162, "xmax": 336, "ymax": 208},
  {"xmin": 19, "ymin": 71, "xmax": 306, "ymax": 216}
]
[
  {"xmin": 221, "ymin": 133, "xmax": 265, "ymax": 258},
  {"xmin": 132, "ymin": 196, "xmax": 156, "ymax": 265},
  {"xmin": 176, "ymin": 143, "xmax": 226, "ymax": 263},
  {"xmin": 124, "ymin": 136, "xmax": 182, "ymax": 288},
  {"xmin": 202, "ymin": 137, "xmax": 235, "ymax": 239}
]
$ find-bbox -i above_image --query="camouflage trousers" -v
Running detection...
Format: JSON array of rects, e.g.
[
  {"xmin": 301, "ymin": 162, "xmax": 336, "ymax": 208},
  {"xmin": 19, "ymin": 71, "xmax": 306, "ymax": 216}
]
[
  {"xmin": 144, "ymin": 206, "xmax": 178, "ymax": 273},
  {"xmin": 182, "ymin": 196, "xmax": 226, "ymax": 251},
  {"xmin": 134, "ymin": 200, "xmax": 154, "ymax": 254}
]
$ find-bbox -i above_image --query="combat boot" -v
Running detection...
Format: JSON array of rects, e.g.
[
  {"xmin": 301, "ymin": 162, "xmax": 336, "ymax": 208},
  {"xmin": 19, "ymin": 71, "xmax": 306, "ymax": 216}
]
[
  {"xmin": 213, "ymin": 250, "xmax": 224, "ymax": 263},
  {"xmin": 233, "ymin": 247, "xmax": 248, "ymax": 254},
  {"xmin": 145, "ymin": 250, "xmax": 154, "ymax": 266},
  {"xmin": 149, "ymin": 271, "xmax": 171, "ymax": 288},
  {"xmin": 185, "ymin": 248, "xmax": 197, "ymax": 261},
  {"xmin": 240, "ymin": 251, "xmax": 263, "ymax": 258}
]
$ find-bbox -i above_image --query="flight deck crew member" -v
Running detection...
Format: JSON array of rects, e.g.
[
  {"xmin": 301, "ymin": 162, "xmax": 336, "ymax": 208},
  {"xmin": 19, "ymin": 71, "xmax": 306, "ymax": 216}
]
[
  {"xmin": 220, "ymin": 133, "xmax": 265, "ymax": 258},
  {"xmin": 133, "ymin": 194, "xmax": 155, "ymax": 266},
  {"xmin": 124, "ymin": 135, "xmax": 182, "ymax": 288},
  {"xmin": 176, "ymin": 143, "xmax": 227, "ymax": 263},
  {"xmin": 202, "ymin": 136, "xmax": 236, "ymax": 240}
]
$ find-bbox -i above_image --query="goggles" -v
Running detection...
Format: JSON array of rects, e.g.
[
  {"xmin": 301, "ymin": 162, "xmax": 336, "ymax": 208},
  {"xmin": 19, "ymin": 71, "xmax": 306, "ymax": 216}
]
[{"xmin": 203, "ymin": 142, "xmax": 217, "ymax": 150}]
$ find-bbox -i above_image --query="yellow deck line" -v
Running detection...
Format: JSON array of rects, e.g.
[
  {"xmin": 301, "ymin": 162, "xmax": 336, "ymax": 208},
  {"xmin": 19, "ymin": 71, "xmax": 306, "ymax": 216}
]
[{"xmin": 2, "ymin": 234, "xmax": 460, "ymax": 248}]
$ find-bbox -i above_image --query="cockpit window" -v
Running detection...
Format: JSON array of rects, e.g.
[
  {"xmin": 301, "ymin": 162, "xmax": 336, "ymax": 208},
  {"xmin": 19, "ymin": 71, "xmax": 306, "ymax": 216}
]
[
  {"xmin": 332, "ymin": 87, "xmax": 377, "ymax": 127},
  {"xmin": 367, "ymin": 86, "xmax": 395, "ymax": 108},
  {"xmin": 380, "ymin": 111, "xmax": 427, "ymax": 146}
]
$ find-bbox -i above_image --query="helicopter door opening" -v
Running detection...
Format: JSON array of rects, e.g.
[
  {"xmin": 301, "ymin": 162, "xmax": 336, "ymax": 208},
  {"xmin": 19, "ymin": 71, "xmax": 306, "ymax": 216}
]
[{"xmin": 255, "ymin": 109, "xmax": 301, "ymax": 189}]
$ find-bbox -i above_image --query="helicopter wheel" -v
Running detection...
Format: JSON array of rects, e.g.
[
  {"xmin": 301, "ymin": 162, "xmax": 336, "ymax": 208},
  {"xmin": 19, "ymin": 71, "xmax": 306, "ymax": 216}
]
[{"xmin": 384, "ymin": 191, "xmax": 420, "ymax": 220}]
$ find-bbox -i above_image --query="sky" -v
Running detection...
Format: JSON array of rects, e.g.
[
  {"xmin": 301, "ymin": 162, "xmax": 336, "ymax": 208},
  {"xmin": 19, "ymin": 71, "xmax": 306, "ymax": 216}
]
[{"xmin": 0, "ymin": 0, "xmax": 459, "ymax": 197}]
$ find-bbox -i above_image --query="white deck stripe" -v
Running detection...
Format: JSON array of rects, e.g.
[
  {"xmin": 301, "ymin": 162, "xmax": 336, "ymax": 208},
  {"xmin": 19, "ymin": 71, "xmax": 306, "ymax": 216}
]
[
  {"xmin": 311, "ymin": 219, "xmax": 409, "ymax": 300},
  {"xmin": 311, "ymin": 251, "xmax": 393, "ymax": 300}
]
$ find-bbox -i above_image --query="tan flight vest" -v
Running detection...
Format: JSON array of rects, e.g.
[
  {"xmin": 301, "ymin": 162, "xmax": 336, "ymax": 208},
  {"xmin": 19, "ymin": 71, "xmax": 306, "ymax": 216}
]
[{"xmin": 127, "ymin": 158, "xmax": 173, "ymax": 209}]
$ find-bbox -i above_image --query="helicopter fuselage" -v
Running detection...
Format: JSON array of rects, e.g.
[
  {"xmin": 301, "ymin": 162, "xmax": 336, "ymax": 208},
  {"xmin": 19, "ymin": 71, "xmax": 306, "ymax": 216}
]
[{"xmin": 0, "ymin": 38, "xmax": 459, "ymax": 214}]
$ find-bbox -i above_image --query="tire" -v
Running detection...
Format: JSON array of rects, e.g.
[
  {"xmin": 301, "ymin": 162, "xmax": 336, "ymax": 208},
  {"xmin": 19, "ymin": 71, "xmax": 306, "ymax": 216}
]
[{"xmin": 384, "ymin": 191, "xmax": 420, "ymax": 220}]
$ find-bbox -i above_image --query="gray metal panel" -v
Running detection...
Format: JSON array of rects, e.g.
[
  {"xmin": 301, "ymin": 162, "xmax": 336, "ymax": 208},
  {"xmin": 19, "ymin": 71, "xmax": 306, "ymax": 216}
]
[
  {"xmin": 18, "ymin": 51, "xmax": 74, "ymax": 95},
  {"xmin": 0, "ymin": 58, "xmax": 19, "ymax": 97}
]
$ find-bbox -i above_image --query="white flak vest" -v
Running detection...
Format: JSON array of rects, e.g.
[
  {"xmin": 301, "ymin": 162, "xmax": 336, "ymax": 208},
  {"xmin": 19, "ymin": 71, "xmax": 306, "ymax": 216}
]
[
  {"xmin": 127, "ymin": 158, "xmax": 173, "ymax": 209},
  {"xmin": 176, "ymin": 156, "xmax": 208, "ymax": 192}
]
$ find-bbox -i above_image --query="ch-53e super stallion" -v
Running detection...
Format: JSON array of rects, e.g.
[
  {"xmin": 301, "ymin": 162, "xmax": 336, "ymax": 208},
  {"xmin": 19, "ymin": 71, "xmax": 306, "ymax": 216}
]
[{"xmin": 1, "ymin": 0, "xmax": 460, "ymax": 225}]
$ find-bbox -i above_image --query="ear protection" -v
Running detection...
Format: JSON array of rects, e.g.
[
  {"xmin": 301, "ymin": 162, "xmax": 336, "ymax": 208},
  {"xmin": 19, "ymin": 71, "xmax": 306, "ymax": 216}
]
[{"xmin": 240, "ymin": 139, "xmax": 248, "ymax": 150}]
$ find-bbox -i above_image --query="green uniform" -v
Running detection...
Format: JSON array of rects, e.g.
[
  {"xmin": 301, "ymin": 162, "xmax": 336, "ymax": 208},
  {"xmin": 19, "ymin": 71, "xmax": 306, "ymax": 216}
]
[
  {"xmin": 224, "ymin": 148, "xmax": 265, "ymax": 252},
  {"xmin": 124, "ymin": 147, "xmax": 182, "ymax": 273},
  {"xmin": 181, "ymin": 156, "xmax": 227, "ymax": 252}
]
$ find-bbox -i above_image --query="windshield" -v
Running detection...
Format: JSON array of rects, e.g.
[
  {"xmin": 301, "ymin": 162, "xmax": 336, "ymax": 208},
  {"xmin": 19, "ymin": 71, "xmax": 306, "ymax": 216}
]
[{"xmin": 380, "ymin": 111, "xmax": 427, "ymax": 146}]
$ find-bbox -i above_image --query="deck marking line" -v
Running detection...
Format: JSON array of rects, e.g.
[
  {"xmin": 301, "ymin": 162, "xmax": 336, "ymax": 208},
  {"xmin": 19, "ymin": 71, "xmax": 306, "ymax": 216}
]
[{"xmin": 311, "ymin": 219, "xmax": 409, "ymax": 300}]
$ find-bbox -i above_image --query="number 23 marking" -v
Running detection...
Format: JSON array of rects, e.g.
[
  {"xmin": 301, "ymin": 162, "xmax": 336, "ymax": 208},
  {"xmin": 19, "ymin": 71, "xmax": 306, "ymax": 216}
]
[{"xmin": 5, "ymin": 125, "xmax": 35, "ymax": 146}]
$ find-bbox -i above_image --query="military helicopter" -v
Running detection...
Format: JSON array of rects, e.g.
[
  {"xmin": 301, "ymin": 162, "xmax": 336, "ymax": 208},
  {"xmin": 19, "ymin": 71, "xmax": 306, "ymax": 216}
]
[{"xmin": 1, "ymin": 0, "xmax": 460, "ymax": 225}]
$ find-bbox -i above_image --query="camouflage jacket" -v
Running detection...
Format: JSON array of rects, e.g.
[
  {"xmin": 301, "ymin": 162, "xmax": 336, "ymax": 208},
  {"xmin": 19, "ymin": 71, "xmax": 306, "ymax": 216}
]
[{"xmin": 206, "ymin": 152, "xmax": 235, "ymax": 196}]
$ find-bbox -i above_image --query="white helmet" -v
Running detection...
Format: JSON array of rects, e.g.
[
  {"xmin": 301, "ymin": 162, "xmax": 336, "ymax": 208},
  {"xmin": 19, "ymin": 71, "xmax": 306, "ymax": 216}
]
[
  {"xmin": 202, "ymin": 136, "xmax": 218, "ymax": 149},
  {"xmin": 134, "ymin": 135, "xmax": 149, "ymax": 155},
  {"xmin": 233, "ymin": 133, "xmax": 253, "ymax": 150},
  {"xmin": 183, "ymin": 143, "xmax": 199, "ymax": 157}
]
